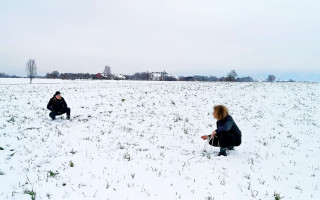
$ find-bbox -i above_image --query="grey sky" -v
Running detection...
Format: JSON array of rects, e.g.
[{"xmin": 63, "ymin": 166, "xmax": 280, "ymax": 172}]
[{"xmin": 1, "ymin": 0, "xmax": 320, "ymax": 80}]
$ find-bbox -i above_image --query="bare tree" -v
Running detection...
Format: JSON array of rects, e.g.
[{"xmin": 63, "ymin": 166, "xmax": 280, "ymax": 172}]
[
  {"xmin": 25, "ymin": 59, "xmax": 37, "ymax": 83},
  {"xmin": 103, "ymin": 65, "xmax": 111, "ymax": 76}
]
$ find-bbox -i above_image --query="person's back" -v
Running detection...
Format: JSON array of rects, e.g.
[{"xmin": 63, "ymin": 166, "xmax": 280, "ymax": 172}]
[{"xmin": 216, "ymin": 115, "xmax": 242, "ymax": 137}]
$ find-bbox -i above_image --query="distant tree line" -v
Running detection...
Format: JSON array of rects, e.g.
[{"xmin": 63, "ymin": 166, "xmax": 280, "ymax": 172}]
[
  {"xmin": 44, "ymin": 69, "xmax": 280, "ymax": 82},
  {"xmin": 127, "ymin": 72, "xmax": 149, "ymax": 81},
  {"xmin": 46, "ymin": 71, "xmax": 92, "ymax": 80},
  {"xmin": 0, "ymin": 72, "xmax": 20, "ymax": 78},
  {"xmin": 178, "ymin": 70, "xmax": 254, "ymax": 82},
  {"xmin": 178, "ymin": 70, "xmax": 255, "ymax": 82},
  {"xmin": 2, "ymin": 60, "xmax": 287, "ymax": 82},
  {"xmin": 123, "ymin": 70, "xmax": 256, "ymax": 82},
  {"xmin": 124, "ymin": 71, "xmax": 176, "ymax": 81}
]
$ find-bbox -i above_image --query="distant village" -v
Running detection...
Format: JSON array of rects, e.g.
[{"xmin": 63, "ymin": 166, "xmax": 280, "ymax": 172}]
[
  {"xmin": 1, "ymin": 65, "xmax": 284, "ymax": 82},
  {"xmin": 44, "ymin": 66, "xmax": 262, "ymax": 82}
]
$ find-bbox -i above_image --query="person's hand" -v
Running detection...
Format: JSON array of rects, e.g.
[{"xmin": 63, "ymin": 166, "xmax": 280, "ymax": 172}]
[
  {"xmin": 201, "ymin": 135, "xmax": 209, "ymax": 140},
  {"xmin": 211, "ymin": 131, "xmax": 216, "ymax": 138}
]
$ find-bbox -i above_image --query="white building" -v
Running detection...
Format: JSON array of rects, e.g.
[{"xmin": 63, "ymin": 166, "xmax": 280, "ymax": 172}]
[{"xmin": 114, "ymin": 74, "xmax": 126, "ymax": 80}]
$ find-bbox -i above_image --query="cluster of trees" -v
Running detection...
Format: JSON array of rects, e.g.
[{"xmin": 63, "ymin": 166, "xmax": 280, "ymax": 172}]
[
  {"xmin": 126, "ymin": 72, "xmax": 150, "ymax": 81},
  {"xmin": 214, "ymin": 70, "xmax": 253, "ymax": 82},
  {"xmin": 123, "ymin": 72, "xmax": 178, "ymax": 81},
  {"xmin": 0, "ymin": 73, "xmax": 20, "ymax": 78},
  {"xmin": 266, "ymin": 75, "xmax": 276, "ymax": 82},
  {"xmin": 45, "ymin": 66, "xmax": 112, "ymax": 80},
  {"xmin": 178, "ymin": 70, "xmax": 254, "ymax": 82},
  {"xmin": 180, "ymin": 75, "xmax": 254, "ymax": 82},
  {"xmin": 60, "ymin": 73, "xmax": 92, "ymax": 80},
  {"xmin": 124, "ymin": 72, "xmax": 167, "ymax": 81},
  {"xmin": 45, "ymin": 71, "xmax": 92, "ymax": 80},
  {"xmin": 45, "ymin": 71, "xmax": 60, "ymax": 78},
  {"xmin": 180, "ymin": 70, "xmax": 255, "ymax": 82},
  {"xmin": 123, "ymin": 70, "xmax": 256, "ymax": 82}
]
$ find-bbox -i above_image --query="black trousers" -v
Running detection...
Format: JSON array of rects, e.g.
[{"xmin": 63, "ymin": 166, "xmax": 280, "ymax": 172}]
[
  {"xmin": 209, "ymin": 131, "xmax": 241, "ymax": 148},
  {"xmin": 49, "ymin": 107, "xmax": 71, "ymax": 119}
]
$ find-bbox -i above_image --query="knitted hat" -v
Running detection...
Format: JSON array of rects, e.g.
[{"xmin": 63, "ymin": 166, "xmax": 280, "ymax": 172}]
[{"xmin": 55, "ymin": 91, "xmax": 61, "ymax": 96}]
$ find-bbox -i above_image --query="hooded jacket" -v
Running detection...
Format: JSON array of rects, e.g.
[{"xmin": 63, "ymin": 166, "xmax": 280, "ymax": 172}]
[{"xmin": 47, "ymin": 96, "xmax": 68, "ymax": 113}]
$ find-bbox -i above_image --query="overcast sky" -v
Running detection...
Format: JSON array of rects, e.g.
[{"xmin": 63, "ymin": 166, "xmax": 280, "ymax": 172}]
[{"xmin": 1, "ymin": 0, "xmax": 319, "ymax": 80}]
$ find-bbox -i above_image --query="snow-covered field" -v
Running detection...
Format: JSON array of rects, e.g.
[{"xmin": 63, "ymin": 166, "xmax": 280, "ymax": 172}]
[{"xmin": 0, "ymin": 78, "xmax": 319, "ymax": 200}]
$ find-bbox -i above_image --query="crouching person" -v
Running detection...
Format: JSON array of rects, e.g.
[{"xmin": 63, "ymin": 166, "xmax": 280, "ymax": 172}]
[
  {"xmin": 201, "ymin": 105, "xmax": 241, "ymax": 156},
  {"xmin": 47, "ymin": 91, "xmax": 71, "ymax": 120}
]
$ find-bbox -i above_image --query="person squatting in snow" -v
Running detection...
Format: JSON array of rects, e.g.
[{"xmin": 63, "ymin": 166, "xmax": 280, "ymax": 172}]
[
  {"xmin": 201, "ymin": 105, "xmax": 242, "ymax": 156},
  {"xmin": 47, "ymin": 91, "xmax": 71, "ymax": 120}
]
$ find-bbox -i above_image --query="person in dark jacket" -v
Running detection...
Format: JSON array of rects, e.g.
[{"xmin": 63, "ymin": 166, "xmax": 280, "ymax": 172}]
[
  {"xmin": 47, "ymin": 91, "xmax": 71, "ymax": 120},
  {"xmin": 201, "ymin": 105, "xmax": 242, "ymax": 156}
]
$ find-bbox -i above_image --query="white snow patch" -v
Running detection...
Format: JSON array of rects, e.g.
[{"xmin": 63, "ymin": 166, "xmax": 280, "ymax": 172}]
[{"xmin": 0, "ymin": 79, "xmax": 319, "ymax": 200}]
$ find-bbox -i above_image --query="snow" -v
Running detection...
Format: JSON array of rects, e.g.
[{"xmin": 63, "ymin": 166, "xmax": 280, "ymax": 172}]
[{"xmin": 0, "ymin": 78, "xmax": 319, "ymax": 200}]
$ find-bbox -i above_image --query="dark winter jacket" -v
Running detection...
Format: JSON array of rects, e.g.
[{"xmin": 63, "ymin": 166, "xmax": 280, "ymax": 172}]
[
  {"xmin": 215, "ymin": 115, "xmax": 242, "ymax": 137},
  {"xmin": 47, "ymin": 96, "xmax": 68, "ymax": 113}
]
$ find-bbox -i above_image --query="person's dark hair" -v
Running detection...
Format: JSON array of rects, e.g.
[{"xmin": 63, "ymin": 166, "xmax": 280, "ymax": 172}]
[{"xmin": 213, "ymin": 105, "xmax": 229, "ymax": 120}]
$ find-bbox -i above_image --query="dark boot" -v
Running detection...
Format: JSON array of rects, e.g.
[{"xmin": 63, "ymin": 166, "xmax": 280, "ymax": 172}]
[
  {"xmin": 218, "ymin": 147, "xmax": 227, "ymax": 156},
  {"xmin": 227, "ymin": 146, "xmax": 234, "ymax": 150},
  {"xmin": 66, "ymin": 107, "xmax": 71, "ymax": 120},
  {"xmin": 49, "ymin": 112, "xmax": 56, "ymax": 120}
]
